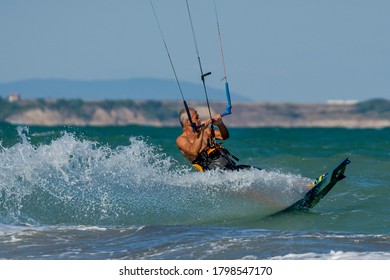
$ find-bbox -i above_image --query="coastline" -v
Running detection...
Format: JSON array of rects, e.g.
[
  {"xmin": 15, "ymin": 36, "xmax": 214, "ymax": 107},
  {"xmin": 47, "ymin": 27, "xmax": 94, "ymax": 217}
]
[{"xmin": 1, "ymin": 99, "xmax": 389, "ymax": 128}]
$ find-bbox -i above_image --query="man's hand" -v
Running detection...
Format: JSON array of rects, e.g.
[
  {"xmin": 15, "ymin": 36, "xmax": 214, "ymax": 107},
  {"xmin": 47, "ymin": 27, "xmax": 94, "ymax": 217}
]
[
  {"xmin": 201, "ymin": 119, "xmax": 212, "ymax": 127},
  {"xmin": 212, "ymin": 114, "xmax": 223, "ymax": 125},
  {"xmin": 201, "ymin": 114, "xmax": 223, "ymax": 127}
]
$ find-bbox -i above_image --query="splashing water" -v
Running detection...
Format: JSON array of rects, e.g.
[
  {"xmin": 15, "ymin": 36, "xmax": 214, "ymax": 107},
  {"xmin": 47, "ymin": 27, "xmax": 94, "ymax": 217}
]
[{"xmin": 0, "ymin": 127, "xmax": 310, "ymax": 226}]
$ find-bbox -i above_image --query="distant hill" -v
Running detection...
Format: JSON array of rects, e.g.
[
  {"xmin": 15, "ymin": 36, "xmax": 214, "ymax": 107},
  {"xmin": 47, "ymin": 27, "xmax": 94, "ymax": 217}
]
[
  {"xmin": 0, "ymin": 78, "xmax": 251, "ymax": 102},
  {"xmin": 1, "ymin": 98, "xmax": 389, "ymax": 128}
]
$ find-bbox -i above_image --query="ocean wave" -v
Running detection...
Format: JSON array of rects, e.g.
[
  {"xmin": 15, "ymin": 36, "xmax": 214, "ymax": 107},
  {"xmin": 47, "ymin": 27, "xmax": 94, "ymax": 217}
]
[
  {"xmin": 270, "ymin": 250, "xmax": 390, "ymax": 260},
  {"xmin": 0, "ymin": 127, "xmax": 309, "ymax": 226}
]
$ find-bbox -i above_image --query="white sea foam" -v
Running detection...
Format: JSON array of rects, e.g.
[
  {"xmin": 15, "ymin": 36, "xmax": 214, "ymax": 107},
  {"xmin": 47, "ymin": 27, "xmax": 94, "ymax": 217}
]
[
  {"xmin": 270, "ymin": 250, "xmax": 390, "ymax": 260},
  {"xmin": 0, "ymin": 127, "xmax": 310, "ymax": 226}
]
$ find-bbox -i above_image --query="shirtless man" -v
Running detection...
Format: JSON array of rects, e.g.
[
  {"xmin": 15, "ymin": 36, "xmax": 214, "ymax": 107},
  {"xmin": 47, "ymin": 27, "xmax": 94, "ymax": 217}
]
[{"xmin": 176, "ymin": 107, "xmax": 246, "ymax": 171}]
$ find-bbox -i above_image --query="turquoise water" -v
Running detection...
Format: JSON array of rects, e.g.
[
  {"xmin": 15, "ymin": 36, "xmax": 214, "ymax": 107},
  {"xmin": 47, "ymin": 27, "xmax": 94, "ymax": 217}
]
[{"xmin": 0, "ymin": 123, "xmax": 389, "ymax": 259}]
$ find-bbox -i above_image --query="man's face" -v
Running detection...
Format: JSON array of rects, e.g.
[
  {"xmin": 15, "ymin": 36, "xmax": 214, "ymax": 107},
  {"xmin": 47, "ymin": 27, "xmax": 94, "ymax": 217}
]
[{"xmin": 190, "ymin": 110, "xmax": 201, "ymax": 125}]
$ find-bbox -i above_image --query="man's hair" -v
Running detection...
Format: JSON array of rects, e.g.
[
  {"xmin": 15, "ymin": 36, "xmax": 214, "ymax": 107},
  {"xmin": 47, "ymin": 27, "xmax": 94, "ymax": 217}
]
[{"xmin": 179, "ymin": 108, "xmax": 194, "ymax": 127}]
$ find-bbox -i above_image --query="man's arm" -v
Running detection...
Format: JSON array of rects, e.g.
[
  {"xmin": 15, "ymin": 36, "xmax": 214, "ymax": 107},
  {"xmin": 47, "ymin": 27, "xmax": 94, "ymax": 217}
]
[{"xmin": 212, "ymin": 114, "xmax": 229, "ymax": 140}]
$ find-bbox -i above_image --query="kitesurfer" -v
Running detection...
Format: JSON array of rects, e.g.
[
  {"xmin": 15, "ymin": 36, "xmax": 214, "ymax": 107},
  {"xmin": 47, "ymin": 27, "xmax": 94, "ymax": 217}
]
[{"xmin": 176, "ymin": 107, "xmax": 253, "ymax": 172}]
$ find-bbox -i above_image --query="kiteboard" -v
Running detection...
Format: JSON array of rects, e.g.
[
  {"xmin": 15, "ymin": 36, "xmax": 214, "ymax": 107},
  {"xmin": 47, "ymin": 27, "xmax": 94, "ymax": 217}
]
[{"xmin": 285, "ymin": 157, "xmax": 351, "ymax": 211}]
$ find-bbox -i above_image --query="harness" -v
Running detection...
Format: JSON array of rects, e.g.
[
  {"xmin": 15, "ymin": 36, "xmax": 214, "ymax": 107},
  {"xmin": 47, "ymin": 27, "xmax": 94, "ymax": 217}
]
[{"xmin": 191, "ymin": 144, "xmax": 239, "ymax": 172}]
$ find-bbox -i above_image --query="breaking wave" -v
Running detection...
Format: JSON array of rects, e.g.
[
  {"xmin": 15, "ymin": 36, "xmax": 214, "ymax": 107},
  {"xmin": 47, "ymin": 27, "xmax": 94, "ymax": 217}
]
[{"xmin": 0, "ymin": 127, "xmax": 310, "ymax": 226}]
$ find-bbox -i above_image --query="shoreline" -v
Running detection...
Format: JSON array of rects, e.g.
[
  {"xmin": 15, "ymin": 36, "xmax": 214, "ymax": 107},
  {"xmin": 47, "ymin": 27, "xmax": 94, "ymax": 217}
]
[{"xmin": 1, "ymin": 99, "xmax": 389, "ymax": 128}]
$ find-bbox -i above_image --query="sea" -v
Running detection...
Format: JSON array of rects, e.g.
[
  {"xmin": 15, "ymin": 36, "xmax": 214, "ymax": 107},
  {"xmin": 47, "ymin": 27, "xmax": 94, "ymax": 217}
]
[{"xmin": 0, "ymin": 122, "xmax": 389, "ymax": 260}]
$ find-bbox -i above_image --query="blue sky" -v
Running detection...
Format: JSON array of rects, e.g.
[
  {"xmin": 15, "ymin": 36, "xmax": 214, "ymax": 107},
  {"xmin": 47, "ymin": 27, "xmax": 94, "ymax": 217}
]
[{"xmin": 1, "ymin": 0, "xmax": 389, "ymax": 102}]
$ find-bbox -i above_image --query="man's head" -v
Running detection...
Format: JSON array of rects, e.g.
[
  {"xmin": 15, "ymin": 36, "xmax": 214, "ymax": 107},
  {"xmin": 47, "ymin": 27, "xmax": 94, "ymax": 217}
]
[{"xmin": 179, "ymin": 108, "xmax": 200, "ymax": 127}]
